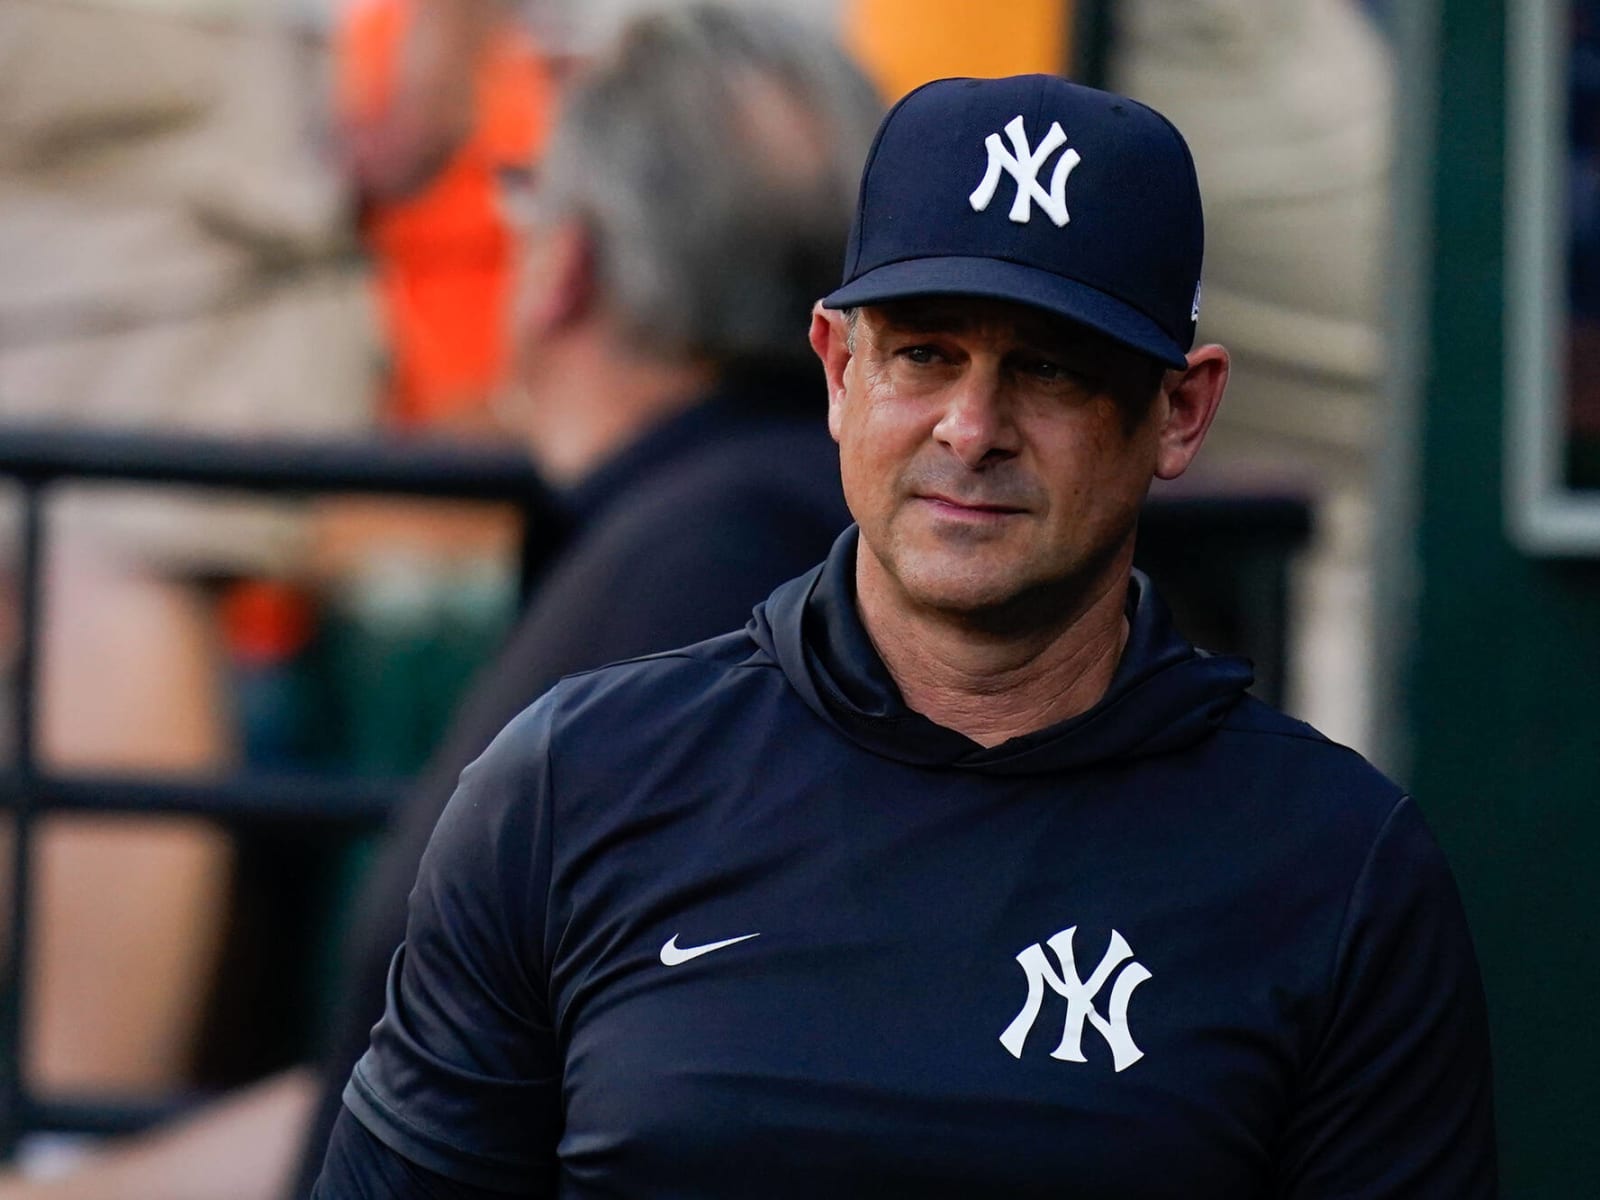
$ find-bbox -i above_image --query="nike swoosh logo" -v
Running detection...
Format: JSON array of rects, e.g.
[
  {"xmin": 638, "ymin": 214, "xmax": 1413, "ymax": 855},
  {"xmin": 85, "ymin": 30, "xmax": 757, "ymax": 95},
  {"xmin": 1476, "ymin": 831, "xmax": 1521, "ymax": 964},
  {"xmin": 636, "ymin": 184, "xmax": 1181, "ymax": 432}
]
[{"xmin": 659, "ymin": 932, "xmax": 760, "ymax": 966}]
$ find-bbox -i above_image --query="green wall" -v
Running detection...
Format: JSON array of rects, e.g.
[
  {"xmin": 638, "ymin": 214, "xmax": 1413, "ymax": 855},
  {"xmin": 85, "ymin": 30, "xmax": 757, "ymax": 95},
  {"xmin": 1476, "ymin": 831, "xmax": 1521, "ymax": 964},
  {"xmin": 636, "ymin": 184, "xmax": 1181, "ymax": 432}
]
[{"xmin": 1403, "ymin": 1, "xmax": 1600, "ymax": 1192}]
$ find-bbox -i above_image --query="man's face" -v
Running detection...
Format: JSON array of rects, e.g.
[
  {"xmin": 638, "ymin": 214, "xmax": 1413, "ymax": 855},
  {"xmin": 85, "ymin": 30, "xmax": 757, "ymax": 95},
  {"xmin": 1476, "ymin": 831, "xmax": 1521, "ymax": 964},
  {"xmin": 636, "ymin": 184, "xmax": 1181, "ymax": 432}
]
[{"xmin": 821, "ymin": 297, "xmax": 1167, "ymax": 627}]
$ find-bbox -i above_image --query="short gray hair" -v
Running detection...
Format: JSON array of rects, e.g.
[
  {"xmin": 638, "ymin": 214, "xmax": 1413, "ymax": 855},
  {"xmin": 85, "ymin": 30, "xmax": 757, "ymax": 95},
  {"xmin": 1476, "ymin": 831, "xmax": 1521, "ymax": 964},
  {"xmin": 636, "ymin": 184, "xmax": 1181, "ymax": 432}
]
[{"xmin": 534, "ymin": 4, "xmax": 881, "ymax": 369}]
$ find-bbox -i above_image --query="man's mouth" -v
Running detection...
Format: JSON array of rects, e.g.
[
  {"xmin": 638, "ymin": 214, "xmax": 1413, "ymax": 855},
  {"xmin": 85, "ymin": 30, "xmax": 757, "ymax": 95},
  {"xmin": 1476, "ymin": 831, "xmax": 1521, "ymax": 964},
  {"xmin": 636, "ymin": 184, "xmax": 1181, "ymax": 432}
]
[{"xmin": 917, "ymin": 493, "xmax": 1028, "ymax": 518}]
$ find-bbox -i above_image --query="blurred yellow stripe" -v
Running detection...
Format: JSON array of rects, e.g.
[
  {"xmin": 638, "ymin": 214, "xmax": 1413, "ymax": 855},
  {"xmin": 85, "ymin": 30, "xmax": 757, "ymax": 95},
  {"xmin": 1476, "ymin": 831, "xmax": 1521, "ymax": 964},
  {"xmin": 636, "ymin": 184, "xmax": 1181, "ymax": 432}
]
[{"xmin": 843, "ymin": 0, "xmax": 1073, "ymax": 104}]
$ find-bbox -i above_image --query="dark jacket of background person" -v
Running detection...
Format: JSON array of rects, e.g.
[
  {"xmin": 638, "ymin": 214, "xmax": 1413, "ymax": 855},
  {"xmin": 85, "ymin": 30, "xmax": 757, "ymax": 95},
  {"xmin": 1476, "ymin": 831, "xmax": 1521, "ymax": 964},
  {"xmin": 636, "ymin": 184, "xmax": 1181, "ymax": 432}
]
[{"xmin": 290, "ymin": 369, "xmax": 847, "ymax": 1192}]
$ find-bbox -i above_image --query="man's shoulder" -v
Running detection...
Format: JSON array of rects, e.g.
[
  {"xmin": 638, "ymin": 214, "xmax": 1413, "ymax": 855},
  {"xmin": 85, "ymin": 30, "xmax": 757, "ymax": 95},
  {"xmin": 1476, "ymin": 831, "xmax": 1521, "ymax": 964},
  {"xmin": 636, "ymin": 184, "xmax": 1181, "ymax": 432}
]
[
  {"xmin": 462, "ymin": 628, "xmax": 780, "ymax": 787},
  {"xmin": 545, "ymin": 627, "xmax": 780, "ymax": 730},
  {"xmin": 1215, "ymin": 694, "xmax": 1393, "ymax": 771},
  {"xmin": 564, "ymin": 417, "xmax": 846, "ymax": 584},
  {"xmin": 620, "ymin": 417, "xmax": 844, "ymax": 524},
  {"xmin": 564, "ymin": 625, "xmax": 770, "ymax": 681},
  {"xmin": 504, "ymin": 414, "xmax": 841, "ymax": 692},
  {"xmin": 1205, "ymin": 692, "xmax": 1407, "ymax": 829}
]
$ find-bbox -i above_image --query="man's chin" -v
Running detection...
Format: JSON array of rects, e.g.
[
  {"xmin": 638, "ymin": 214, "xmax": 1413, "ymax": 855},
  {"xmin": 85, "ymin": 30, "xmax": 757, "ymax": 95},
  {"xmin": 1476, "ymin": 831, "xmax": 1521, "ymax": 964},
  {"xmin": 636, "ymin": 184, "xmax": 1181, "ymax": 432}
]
[
  {"xmin": 860, "ymin": 528, "xmax": 1072, "ymax": 626},
  {"xmin": 893, "ymin": 557, "xmax": 1037, "ymax": 620},
  {"xmin": 886, "ymin": 544, "xmax": 1121, "ymax": 637}
]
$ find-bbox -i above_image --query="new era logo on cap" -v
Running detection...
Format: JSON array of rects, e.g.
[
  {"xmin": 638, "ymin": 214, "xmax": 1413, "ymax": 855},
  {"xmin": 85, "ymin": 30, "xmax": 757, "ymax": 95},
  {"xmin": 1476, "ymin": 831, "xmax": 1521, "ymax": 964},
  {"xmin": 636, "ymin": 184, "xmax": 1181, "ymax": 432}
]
[{"xmin": 824, "ymin": 75, "xmax": 1204, "ymax": 369}]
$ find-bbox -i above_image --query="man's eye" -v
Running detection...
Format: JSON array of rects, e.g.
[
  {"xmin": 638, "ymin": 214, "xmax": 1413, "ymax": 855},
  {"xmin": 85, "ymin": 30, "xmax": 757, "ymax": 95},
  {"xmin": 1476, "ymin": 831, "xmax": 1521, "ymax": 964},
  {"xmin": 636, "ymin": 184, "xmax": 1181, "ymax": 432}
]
[
  {"xmin": 898, "ymin": 345, "xmax": 941, "ymax": 365},
  {"xmin": 1023, "ymin": 358, "xmax": 1093, "ymax": 386}
]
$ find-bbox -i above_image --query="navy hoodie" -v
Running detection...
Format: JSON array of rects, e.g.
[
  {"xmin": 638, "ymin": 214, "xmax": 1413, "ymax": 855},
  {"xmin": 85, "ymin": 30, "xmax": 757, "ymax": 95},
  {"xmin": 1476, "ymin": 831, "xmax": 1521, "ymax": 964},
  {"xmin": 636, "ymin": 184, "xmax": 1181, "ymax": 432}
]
[{"xmin": 334, "ymin": 529, "xmax": 1496, "ymax": 1198}]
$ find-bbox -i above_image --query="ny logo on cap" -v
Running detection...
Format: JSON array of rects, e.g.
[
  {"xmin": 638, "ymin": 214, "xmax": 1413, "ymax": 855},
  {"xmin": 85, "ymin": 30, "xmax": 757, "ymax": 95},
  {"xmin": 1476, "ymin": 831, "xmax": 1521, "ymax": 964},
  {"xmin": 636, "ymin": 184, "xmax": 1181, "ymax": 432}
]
[{"xmin": 969, "ymin": 115, "xmax": 1081, "ymax": 228}]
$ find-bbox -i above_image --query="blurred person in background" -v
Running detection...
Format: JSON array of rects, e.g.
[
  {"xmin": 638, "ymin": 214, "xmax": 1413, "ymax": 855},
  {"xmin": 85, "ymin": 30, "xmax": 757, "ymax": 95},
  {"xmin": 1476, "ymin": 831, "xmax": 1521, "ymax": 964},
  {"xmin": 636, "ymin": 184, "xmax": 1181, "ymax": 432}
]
[
  {"xmin": 0, "ymin": 4, "xmax": 879, "ymax": 1196},
  {"xmin": 0, "ymin": 0, "xmax": 376, "ymax": 1127}
]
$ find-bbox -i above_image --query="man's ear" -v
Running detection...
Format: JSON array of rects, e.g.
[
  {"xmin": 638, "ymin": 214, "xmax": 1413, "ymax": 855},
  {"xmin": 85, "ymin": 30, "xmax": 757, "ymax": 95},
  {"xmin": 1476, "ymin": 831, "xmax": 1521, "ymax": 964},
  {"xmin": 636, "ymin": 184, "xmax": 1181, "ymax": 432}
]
[
  {"xmin": 809, "ymin": 302, "xmax": 853, "ymax": 444},
  {"xmin": 1154, "ymin": 343, "xmax": 1229, "ymax": 481},
  {"xmin": 517, "ymin": 218, "xmax": 594, "ymax": 337}
]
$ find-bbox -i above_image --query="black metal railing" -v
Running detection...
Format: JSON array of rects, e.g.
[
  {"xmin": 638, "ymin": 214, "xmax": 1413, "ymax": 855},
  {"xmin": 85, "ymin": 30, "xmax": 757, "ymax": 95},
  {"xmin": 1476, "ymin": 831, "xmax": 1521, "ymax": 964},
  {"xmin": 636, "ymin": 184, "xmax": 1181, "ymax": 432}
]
[{"xmin": 0, "ymin": 427, "xmax": 561, "ymax": 1159}]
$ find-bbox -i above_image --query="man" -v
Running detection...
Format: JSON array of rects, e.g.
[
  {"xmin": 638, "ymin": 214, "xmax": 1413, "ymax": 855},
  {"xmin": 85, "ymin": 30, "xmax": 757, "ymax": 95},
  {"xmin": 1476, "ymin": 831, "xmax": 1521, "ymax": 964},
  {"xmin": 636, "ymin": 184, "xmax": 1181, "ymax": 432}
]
[{"xmin": 315, "ymin": 73, "xmax": 1495, "ymax": 1197}]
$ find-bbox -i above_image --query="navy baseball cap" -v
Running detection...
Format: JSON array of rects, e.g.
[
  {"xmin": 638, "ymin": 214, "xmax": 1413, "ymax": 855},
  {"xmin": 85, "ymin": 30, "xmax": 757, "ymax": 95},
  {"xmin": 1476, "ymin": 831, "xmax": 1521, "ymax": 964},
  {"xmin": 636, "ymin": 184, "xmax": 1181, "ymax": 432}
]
[{"xmin": 823, "ymin": 74, "xmax": 1203, "ymax": 369}]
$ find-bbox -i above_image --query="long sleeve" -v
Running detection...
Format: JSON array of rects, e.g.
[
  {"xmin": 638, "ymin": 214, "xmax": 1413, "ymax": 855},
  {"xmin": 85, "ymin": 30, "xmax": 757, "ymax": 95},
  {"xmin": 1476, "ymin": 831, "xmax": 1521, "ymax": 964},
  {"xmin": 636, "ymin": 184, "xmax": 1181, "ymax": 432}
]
[
  {"xmin": 328, "ymin": 701, "xmax": 564, "ymax": 1195},
  {"xmin": 313, "ymin": 1106, "xmax": 530, "ymax": 1199},
  {"xmin": 1275, "ymin": 797, "xmax": 1497, "ymax": 1197}
]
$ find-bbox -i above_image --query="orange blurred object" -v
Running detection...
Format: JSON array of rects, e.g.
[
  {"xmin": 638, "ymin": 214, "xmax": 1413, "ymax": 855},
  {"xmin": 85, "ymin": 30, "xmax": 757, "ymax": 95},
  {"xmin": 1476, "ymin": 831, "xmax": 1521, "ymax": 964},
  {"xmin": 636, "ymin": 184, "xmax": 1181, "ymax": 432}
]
[
  {"xmin": 338, "ymin": 0, "xmax": 553, "ymax": 429},
  {"xmin": 220, "ymin": 579, "xmax": 318, "ymax": 666},
  {"xmin": 843, "ymin": 0, "xmax": 1072, "ymax": 103}
]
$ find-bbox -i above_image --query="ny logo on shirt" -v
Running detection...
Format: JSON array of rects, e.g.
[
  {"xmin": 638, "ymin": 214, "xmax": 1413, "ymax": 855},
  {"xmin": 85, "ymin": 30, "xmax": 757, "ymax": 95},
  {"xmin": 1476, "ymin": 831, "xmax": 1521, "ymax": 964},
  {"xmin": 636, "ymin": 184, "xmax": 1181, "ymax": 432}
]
[
  {"xmin": 999, "ymin": 926, "xmax": 1151, "ymax": 1072},
  {"xmin": 968, "ymin": 115, "xmax": 1081, "ymax": 228}
]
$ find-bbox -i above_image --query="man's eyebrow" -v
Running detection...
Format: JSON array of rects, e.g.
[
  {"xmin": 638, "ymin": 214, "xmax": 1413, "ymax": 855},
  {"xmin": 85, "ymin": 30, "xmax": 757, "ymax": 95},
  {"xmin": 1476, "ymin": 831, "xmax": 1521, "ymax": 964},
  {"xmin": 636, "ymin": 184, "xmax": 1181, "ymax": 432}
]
[
  {"xmin": 873, "ymin": 304, "xmax": 972, "ymax": 333},
  {"xmin": 874, "ymin": 303, "xmax": 1103, "ymax": 352}
]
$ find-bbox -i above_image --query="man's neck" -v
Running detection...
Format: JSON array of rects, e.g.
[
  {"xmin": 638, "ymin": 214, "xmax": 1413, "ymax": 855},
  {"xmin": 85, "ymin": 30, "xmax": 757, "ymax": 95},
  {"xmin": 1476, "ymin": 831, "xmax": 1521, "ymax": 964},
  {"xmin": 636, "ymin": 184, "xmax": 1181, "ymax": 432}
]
[
  {"xmin": 521, "ymin": 332, "xmax": 717, "ymax": 485},
  {"xmin": 855, "ymin": 551, "xmax": 1132, "ymax": 748}
]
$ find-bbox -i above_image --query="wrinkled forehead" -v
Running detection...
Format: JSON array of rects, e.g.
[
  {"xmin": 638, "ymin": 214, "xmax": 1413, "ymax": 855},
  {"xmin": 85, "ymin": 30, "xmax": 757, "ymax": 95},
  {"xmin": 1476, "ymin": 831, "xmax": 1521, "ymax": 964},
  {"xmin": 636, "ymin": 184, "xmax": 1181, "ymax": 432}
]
[{"xmin": 861, "ymin": 295, "xmax": 1151, "ymax": 362}]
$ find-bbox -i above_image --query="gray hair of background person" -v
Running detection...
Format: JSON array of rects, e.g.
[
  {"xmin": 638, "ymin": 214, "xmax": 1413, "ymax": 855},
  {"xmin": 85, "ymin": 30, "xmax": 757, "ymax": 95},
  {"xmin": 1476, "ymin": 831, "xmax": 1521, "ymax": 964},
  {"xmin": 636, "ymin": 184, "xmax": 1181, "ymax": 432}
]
[{"xmin": 532, "ymin": 3, "xmax": 882, "ymax": 369}]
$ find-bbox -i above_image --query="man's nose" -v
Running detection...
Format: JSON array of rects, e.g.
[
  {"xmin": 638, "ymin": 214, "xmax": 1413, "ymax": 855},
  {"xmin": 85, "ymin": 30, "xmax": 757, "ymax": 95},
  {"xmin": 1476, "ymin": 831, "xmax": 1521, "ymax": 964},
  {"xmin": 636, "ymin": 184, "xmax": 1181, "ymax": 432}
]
[{"xmin": 932, "ymin": 365, "xmax": 1016, "ymax": 469}]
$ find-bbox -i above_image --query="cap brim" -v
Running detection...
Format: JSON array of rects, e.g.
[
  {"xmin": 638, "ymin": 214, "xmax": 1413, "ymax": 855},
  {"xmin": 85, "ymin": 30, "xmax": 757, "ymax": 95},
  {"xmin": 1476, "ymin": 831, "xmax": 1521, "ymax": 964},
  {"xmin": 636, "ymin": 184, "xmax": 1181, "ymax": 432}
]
[{"xmin": 822, "ymin": 256, "xmax": 1189, "ymax": 370}]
